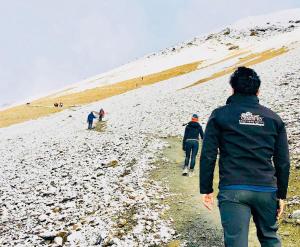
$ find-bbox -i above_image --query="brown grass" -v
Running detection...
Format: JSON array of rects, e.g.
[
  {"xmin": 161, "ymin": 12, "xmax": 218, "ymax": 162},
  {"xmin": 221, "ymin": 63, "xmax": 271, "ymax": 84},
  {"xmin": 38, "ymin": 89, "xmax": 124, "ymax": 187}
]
[
  {"xmin": 0, "ymin": 105, "xmax": 62, "ymax": 128},
  {"xmin": 200, "ymin": 49, "xmax": 250, "ymax": 69},
  {"xmin": 279, "ymin": 154, "xmax": 300, "ymax": 247},
  {"xmin": 0, "ymin": 61, "xmax": 201, "ymax": 128},
  {"xmin": 183, "ymin": 47, "xmax": 288, "ymax": 89}
]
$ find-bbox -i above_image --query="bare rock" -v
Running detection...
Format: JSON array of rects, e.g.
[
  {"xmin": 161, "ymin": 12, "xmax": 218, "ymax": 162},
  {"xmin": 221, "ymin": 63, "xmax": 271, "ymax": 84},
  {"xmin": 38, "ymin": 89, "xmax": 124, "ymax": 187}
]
[
  {"xmin": 118, "ymin": 218, "xmax": 127, "ymax": 227},
  {"xmin": 228, "ymin": 45, "xmax": 239, "ymax": 50},
  {"xmin": 291, "ymin": 210, "xmax": 300, "ymax": 219},
  {"xmin": 38, "ymin": 214, "xmax": 48, "ymax": 222},
  {"xmin": 54, "ymin": 236, "xmax": 63, "ymax": 246},
  {"xmin": 39, "ymin": 231, "xmax": 57, "ymax": 241},
  {"xmin": 223, "ymin": 28, "xmax": 230, "ymax": 35}
]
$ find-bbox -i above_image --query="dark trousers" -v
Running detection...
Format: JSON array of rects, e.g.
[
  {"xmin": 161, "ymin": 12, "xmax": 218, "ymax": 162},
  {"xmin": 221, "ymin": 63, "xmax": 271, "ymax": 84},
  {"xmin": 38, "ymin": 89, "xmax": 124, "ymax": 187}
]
[
  {"xmin": 218, "ymin": 190, "xmax": 281, "ymax": 247},
  {"xmin": 88, "ymin": 121, "xmax": 93, "ymax": 129},
  {"xmin": 184, "ymin": 140, "xmax": 199, "ymax": 170}
]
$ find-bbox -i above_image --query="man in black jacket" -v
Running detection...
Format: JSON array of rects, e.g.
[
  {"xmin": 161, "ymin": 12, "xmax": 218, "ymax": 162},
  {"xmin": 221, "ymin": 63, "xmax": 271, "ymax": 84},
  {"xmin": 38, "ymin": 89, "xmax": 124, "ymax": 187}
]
[
  {"xmin": 183, "ymin": 114, "xmax": 204, "ymax": 176},
  {"xmin": 200, "ymin": 67, "xmax": 290, "ymax": 247}
]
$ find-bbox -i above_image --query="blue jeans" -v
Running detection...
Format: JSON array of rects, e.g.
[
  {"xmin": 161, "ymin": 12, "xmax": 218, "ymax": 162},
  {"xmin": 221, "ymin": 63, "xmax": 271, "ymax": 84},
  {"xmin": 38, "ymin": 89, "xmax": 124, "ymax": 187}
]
[
  {"xmin": 88, "ymin": 121, "xmax": 93, "ymax": 129},
  {"xmin": 218, "ymin": 190, "xmax": 281, "ymax": 247},
  {"xmin": 184, "ymin": 140, "xmax": 199, "ymax": 170}
]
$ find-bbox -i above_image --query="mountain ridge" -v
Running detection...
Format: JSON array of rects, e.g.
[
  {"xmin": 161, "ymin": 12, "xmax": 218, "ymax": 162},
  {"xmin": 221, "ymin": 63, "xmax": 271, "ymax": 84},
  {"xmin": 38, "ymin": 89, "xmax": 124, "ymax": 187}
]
[{"xmin": 1, "ymin": 8, "xmax": 300, "ymax": 128}]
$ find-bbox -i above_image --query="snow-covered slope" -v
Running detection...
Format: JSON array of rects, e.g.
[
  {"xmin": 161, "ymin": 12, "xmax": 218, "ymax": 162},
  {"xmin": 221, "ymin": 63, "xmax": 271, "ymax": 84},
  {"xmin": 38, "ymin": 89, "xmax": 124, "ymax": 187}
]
[
  {"xmin": 0, "ymin": 9, "xmax": 300, "ymax": 247},
  {"xmin": 51, "ymin": 8, "xmax": 300, "ymax": 97}
]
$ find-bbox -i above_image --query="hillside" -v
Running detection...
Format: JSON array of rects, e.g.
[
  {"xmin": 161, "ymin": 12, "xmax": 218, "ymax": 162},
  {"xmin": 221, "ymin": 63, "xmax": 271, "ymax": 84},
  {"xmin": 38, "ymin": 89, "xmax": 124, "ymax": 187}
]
[
  {"xmin": 1, "ymin": 9, "xmax": 300, "ymax": 128},
  {"xmin": 0, "ymin": 9, "xmax": 300, "ymax": 247}
]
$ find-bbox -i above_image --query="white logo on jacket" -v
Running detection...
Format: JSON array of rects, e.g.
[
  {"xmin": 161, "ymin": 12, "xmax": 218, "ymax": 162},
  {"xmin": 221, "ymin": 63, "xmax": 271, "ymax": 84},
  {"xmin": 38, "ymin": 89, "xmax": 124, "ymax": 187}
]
[{"xmin": 239, "ymin": 112, "xmax": 265, "ymax": 126}]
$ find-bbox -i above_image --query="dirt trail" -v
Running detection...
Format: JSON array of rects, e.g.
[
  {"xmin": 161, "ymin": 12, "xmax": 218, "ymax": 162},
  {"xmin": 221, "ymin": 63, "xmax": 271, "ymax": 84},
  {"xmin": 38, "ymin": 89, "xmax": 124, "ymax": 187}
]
[{"xmin": 153, "ymin": 137, "xmax": 260, "ymax": 247}]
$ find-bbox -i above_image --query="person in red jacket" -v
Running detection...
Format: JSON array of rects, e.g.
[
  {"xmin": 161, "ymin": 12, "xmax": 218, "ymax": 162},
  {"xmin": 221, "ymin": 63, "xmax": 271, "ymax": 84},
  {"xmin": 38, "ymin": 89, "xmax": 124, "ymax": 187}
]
[{"xmin": 99, "ymin": 108, "xmax": 105, "ymax": 121}]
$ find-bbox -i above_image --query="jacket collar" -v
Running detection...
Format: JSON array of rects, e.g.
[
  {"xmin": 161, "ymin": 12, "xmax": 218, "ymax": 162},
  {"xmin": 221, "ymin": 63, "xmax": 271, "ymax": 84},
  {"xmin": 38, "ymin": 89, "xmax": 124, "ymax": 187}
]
[
  {"xmin": 226, "ymin": 93, "xmax": 259, "ymax": 105},
  {"xmin": 188, "ymin": 121, "xmax": 199, "ymax": 127}
]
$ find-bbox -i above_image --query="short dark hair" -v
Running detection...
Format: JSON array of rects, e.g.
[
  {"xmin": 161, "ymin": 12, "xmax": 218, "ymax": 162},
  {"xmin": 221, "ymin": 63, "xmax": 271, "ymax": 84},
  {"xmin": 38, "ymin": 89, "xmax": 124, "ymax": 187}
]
[{"xmin": 229, "ymin": 67, "xmax": 261, "ymax": 95}]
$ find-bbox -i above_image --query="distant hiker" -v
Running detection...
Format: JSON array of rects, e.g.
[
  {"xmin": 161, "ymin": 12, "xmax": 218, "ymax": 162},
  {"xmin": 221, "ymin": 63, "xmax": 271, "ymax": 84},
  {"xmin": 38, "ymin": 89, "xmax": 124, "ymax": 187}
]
[
  {"xmin": 54, "ymin": 103, "xmax": 59, "ymax": 107},
  {"xmin": 99, "ymin": 108, "xmax": 105, "ymax": 121},
  {"xmin": 200, "ymin": 67, "xmax": 290, "ymax": 247},
  {"xmin": 182, "ymin": 114, "xmax": 204, "ymax": 176},
  {"xmin": 87, "ymin": 112, "xmax": 96, "ymax": 129},
  {"xmin": 59, "ymin": 102, "xmax": 63, "ymax": 107}
]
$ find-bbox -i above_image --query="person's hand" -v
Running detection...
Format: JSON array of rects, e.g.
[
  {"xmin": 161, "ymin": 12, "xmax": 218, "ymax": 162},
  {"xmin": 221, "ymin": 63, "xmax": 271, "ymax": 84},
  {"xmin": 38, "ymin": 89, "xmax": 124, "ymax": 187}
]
[
  {"xmin": 202, "ymin": 193, "xmax": 214, "ymax": 211},
  {"xmin": 277, "ymin": 199, "xmax": 285, "ymax": 220}
]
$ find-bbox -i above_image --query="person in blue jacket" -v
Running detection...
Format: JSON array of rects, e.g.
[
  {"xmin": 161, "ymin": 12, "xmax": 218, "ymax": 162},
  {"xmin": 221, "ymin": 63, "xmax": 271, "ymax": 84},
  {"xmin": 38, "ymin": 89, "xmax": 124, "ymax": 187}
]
[
  {"xmin": 182, "ymin": 114, "xmax": 204, "ymax": 176},
  {"xmin": 87, "ymin": 112, "xmax": 96, "ymax": 129}
]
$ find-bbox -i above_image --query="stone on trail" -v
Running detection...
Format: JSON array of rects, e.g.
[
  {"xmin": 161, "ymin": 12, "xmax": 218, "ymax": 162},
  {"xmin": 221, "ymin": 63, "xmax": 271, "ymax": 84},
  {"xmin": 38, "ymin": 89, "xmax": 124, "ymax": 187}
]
[{"xmin": 291, "ymin": 210, "xmax": 300, "ymax": 219}]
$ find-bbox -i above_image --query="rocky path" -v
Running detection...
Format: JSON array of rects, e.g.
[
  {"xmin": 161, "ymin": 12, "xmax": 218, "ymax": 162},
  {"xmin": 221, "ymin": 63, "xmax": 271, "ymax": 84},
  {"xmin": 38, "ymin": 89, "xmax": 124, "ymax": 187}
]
[
  {"xmin": 152, "ymin": 137, "xmax": 223, "ymax": 247},
  {"xmin": 152, "ymin": 137, "xmax": 265, "ymax": 247}
]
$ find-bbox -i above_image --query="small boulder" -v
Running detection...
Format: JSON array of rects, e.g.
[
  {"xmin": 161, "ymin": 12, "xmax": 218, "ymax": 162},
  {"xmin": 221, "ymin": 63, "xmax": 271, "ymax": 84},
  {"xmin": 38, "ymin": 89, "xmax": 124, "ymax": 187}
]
[
  {"xmin": 54, "ymin": 236, "xmax": 63, "ymax": 246},
  {"xmin": 95, "ymin": 235, "xmax": 103, "ymax": 245},
  {"xmin": 39, "ymin": 231, "xmax": 57, "ymax": 241},
  {"xmin": 281, "ymin": 231, "xmax": 290, "ymax": 236},
  {"xmin": 206, "ymin": 34, "xmax": 214, "ymax": 40},
  {"xmin": 38, "ymin": 214, "xmax": 48, "ymax": 222},
  {"xmin": 223, "ymin": 28, "xmax": 230, "ymax": 35},
  {"xmin": 108, "ymin": 160, "xmax": 119, "ymax": 168},
  {"xmin": 118, "ymin": 218, "xmax": 127, "ymax": 227},
  {"xmin": 291, "ymin": 210, "xmax": 300, "ymax": 219},
  {"xmin": 228, "ymin": 45, "xmax": 239, "ymax": 50},
  {"xmin": 52, "ymin": 207, "xmax": 62, "ymax": 213},
  {"xmin": 72, "ymin": 223, "xmax": 81, "ymax": 231}
]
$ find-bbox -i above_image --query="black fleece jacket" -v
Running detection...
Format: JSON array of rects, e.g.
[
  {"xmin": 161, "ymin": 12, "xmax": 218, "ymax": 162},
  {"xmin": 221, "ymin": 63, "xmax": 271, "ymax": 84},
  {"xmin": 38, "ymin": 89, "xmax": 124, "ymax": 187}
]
[
  {"xmin": 200, "ymin": 94, "xmax": 290, "ymax": 199},
  {"xmin": 183, "ymin": 121, "xmax": 204, "ymax": 148}
]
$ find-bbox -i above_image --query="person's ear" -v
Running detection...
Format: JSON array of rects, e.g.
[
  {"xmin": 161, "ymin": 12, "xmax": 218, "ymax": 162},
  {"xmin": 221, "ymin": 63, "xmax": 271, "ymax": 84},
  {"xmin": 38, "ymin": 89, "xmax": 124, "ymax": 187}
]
[
  {"xmin": 232, "ymin": 88, "xmax": 235, "ymax": 95},
  {"xmin": 256, "ymin": 89, "xmax": 260, "ymax": 96}
]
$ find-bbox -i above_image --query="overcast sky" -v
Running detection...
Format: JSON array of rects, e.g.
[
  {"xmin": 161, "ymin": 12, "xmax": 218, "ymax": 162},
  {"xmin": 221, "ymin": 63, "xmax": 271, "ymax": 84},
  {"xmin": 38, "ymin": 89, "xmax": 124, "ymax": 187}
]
[{"xmin": 0, "ymin": 0, "xmax": 299, "ymax": 107}]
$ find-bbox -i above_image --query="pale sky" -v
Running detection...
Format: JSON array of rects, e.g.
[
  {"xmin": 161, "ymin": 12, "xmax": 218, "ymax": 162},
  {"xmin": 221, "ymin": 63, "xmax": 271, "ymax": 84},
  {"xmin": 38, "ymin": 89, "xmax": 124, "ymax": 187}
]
[{"xmin": 0, "ymin": 0, "xmax": 299, "ymax": 107}]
